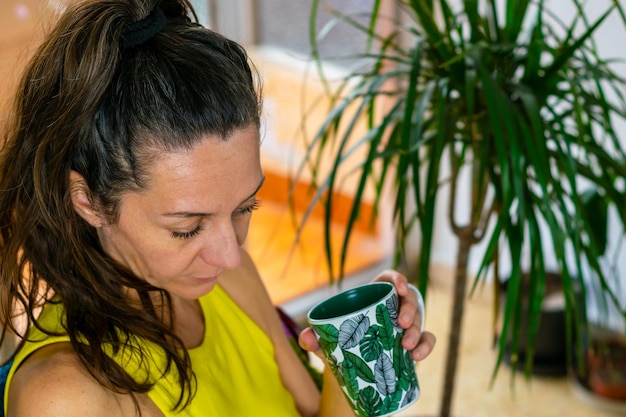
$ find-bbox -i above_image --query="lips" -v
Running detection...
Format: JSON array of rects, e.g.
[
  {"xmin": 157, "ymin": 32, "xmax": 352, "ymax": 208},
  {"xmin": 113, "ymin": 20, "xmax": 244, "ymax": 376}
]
[{"xmin": 188, "ymin": 275, "xmax": 218, "ymax": 284}]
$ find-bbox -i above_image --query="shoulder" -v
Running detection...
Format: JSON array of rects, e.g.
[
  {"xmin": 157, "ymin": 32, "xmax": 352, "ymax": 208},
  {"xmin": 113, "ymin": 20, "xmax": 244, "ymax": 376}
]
[
  {"xmin": 220, "ymin": 250, "xmax": 322, "ymax": 416},
  {"xmin": 235, "ymin": 248, "xmax": 269, "ymax": 297},
  {"xmin": 7, "ymin": 343, "xmax": 139, "ymax": 417}
]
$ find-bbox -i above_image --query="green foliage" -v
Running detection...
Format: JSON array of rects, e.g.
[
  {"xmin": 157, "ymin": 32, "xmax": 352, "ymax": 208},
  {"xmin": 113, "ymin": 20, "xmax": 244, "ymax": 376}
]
[{"xmin": 298, "ymin": 0, "xmax": 626, "ymax": 398}]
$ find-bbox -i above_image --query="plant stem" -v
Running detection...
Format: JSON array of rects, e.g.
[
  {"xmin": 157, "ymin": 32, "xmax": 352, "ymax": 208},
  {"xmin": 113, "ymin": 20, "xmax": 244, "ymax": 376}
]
[{"xmin": 440, "ymin": 231, "xmax": 473, "ymax": 417}]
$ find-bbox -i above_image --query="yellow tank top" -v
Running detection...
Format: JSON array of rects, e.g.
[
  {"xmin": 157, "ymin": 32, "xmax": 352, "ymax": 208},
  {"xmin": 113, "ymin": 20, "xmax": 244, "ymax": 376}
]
[{"xmin": 3, "ymin": 285, "xmax": 301, "ymax": 416}]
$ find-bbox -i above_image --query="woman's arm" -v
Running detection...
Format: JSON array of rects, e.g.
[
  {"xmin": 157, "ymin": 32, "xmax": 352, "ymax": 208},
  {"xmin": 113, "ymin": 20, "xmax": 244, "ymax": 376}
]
[
  {"xmin": 222, "ymin": 249, "xmax": 359, "ymax": 417},
  {"xmin": 225, "ymin": 254, "xmax": 437, "ymax": 417}
]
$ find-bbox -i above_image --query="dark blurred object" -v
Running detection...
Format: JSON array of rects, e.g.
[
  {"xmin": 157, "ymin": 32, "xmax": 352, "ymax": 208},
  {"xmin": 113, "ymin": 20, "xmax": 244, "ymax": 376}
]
[
  {"xmin": 501, "ymin": 272, "xmax": 567, "ymax": 377},
  {"xmin": 587, "ymin": 337, "xmax": 626, "ymax": 400}
]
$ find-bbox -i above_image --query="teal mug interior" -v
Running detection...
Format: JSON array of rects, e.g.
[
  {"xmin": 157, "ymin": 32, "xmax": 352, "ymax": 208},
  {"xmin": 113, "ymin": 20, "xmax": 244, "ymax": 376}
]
[{"xmin": 308, "ymin": 282, "xmax": 394, "ymax": 321}]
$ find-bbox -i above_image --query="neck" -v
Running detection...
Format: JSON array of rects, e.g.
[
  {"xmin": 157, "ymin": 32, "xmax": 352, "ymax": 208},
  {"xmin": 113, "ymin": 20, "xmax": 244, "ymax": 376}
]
[
  {"xmin": 123, "ymin": 287, "xmax": 205, "ymax": 348},
  {"xmin": 168, "ymin": 295, "xmax": 205, "ymax": 349}
]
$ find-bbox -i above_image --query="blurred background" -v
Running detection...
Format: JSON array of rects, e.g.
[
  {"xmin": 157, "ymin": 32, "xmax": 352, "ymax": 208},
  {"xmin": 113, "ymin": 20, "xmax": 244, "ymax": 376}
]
[{"xmin": 1, "ymin": 1, "xmax": 625, "ymax": 416}]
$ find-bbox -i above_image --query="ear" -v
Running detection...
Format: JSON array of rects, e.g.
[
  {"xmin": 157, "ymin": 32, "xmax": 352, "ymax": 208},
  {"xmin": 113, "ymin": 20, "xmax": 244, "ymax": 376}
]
[{"xmin": 69, "ymin": 170, "xmax": 103, "ymax": 227}]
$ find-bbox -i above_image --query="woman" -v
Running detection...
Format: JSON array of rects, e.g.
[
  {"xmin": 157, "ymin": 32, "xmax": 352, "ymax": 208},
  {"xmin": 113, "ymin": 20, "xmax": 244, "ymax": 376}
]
[{"xmin": 0, "ymin": 0, "xmax": 436, "ymax": 416}]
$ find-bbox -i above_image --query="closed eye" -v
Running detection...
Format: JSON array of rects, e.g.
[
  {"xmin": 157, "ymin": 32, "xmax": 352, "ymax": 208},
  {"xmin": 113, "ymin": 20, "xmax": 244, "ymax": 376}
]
[
  {"xmin": 171, "ymin": 224, "xmax": 205, "ymax": 240},
  {"xmin": 236, "ymin": 199, "xmax": 261, "ymax": 215}
]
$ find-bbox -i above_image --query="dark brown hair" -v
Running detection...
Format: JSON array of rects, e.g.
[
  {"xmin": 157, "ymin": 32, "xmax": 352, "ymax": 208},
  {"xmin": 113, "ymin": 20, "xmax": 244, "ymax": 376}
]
[{"xmin": 0, "ymin": 0, "xmax": 261, "ymax": 412}]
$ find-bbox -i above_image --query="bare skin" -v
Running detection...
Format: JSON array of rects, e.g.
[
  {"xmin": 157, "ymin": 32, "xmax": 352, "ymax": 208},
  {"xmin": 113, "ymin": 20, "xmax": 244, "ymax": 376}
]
[
  {"xmin": 8, "ymin": 343, "xmax": 165, "ymax": 417},
  {"xmin": 8, "ymin": 254, "xmax": 433, "ymax": 417},
  {"xmin": 7, "ymin": 126, "xmax": 436, "ymax": 417}
]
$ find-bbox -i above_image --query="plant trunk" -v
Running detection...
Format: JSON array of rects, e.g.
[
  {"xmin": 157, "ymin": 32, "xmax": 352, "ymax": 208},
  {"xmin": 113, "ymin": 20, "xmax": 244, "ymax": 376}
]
[{"xmin": 440, "ymin": 232, "xmax": 473, "ymax": 417}]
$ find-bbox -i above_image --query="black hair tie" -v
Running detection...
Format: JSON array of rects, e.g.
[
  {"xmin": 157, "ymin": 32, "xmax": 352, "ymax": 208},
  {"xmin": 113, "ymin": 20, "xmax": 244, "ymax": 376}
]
[{"xmin": 121, "ymin": 4, "xmax": 166, "ymax": 50}]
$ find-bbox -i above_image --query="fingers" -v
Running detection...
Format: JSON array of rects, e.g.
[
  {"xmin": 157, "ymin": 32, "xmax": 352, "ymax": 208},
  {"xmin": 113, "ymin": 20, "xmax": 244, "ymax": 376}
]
[
  {"xmin": 410, "ymin": 330, "xmax": 437, "ymax": 361},
  {"xmin": 399, "ymin": 285, "xmax": 421, "ymax": 330},
  {"xmin": 372, "ymin": 269, "xmax": 410, "ymax": 297},
  {"xmin": 372, "ymin": 269, "xmax": 416, "ymax": 328},
  {"xmin": 298, "ymin": 327, "xmax": 321, "ymax": 355},
  {"xmin": 301, "ymin": 321, "xmax": 436, "ymax": 363},
  {"xmin": 371, "ymin": 269, "xmax": 434, "ymax": 361},
  {"xmin": 304, "ymin": 269, "xmax": 436, "ymax": 367},
  {"xmin": 401, "ymin": 311, "xmax": 423, "ymax": 350}
]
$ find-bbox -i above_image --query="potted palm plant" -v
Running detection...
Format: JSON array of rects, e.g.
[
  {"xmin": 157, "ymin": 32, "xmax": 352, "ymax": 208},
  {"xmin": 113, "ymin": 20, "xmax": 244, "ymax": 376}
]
[{"xmin": 293, "ymin": 1, "xmax": 626, "ymax": 416}]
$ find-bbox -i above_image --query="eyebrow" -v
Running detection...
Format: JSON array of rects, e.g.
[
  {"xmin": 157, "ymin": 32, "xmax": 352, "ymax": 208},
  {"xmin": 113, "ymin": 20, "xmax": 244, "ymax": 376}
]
[{"xmin": 162, "ymin": 175, "xmax": 265, "ymax": 218}]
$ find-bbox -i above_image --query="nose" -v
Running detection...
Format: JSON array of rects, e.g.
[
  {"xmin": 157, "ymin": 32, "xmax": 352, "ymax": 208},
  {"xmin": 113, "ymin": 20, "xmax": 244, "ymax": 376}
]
[{"xmin": 198, "ymin": 219, "xmax": 242, "ymax": 270}]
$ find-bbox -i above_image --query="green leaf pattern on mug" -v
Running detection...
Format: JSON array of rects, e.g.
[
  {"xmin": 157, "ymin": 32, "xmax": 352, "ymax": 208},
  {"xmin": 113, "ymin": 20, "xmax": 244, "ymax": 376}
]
[
  {"xmin": 401, "ymin": 376, "xmax": 418, "ymax": 408},
  {"xmin": 360, "ymin": 325, "xmax": 384, "ymax": 361},
  {"xmin": 385, "ymin": 295, "xmax": 400, "ymax": 329},
  {"xmin": 342, "ymin": 358, "xmax": 360, "ymax": 400},
  {"xmin": 314, "ymin": 323, "xmax": 338, "ymax": 358},
  {"xmin": 393, "ymin": 333, "xmax": 404, "ymax": 377},
  {"xmin": 312, "ymin": 293, "xmax": 419, "ymax": 416},
  {"xmin": 375, "ymin": 304, "xmax": 395, "ymax": 350},
  {"xmin": 403, "ymin": 349, "xmax": 419, "ymax": 392},
  {"xmin": 342, "ymin": 350, "xmax": 375, "ymax": 383},
  {"xmin": 380, "ymin": 389, "xmax": 402, "ymax": 415},
  {"xmin": 374, "ymin": 353, "xmax": 396, "ymax": 395},
  {"xmin": 327, "ymin": 354, "xmax": 341, "ymax": 381},
  {"xmin": 338, "ymin": 314, "xmax": 370, "ymax": 349},
  {"xmin": 357, "ymin": 387, "xmax": 383, "ymax": 417}
]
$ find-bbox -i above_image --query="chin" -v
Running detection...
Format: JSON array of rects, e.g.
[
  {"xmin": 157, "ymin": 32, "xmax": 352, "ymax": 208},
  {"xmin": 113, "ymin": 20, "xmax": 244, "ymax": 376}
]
[{"xmin": 173, "ymin": 279, "xmax": 219, "ymax": 300}]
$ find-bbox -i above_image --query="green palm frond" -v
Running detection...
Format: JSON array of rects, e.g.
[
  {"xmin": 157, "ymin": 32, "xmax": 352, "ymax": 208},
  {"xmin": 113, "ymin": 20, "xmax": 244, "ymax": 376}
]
[{"xmin": 296, "ymin": 1, "xmax": 626, "ymax": 414}]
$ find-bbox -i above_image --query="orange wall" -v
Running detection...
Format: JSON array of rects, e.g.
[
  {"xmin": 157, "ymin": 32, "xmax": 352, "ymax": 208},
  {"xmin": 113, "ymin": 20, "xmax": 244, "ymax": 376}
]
[{"xmin": 0, "ymin": 1, "xmax": 54, "ymax": 120}]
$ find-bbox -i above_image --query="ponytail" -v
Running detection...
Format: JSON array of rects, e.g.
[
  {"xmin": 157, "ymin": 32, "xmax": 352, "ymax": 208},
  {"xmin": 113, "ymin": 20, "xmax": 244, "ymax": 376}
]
[{"xmin": 0, "ymin": 0, "xmax": 260, "ymax": 412}]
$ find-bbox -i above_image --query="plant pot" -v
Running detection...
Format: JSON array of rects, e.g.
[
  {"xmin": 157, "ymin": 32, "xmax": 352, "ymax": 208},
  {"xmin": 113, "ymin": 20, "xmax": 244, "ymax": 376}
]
[
  {"xmin": 570, "ymin": 325, "xmax": 626, "ymax": 413},
  {"xmin": 501, "ymin": 272, "xmax": 567, "ymax": 376},
  {"xmin": 587, "ymin": 337, "xmax": 626, "ymax": 400}
]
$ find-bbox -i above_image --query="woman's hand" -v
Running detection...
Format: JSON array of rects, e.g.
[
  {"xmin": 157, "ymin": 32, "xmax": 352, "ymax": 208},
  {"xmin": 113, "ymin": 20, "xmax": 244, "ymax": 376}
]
[{"xmin": 299, "ymin": 269, "xmax": 436, "ymax": 361}]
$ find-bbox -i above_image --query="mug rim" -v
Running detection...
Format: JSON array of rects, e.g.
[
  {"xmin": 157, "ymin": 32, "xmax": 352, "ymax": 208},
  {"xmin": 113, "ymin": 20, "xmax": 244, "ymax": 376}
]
[{"xmin": 307, "ymin": 281, "xmax": 394, "ymax": 323}]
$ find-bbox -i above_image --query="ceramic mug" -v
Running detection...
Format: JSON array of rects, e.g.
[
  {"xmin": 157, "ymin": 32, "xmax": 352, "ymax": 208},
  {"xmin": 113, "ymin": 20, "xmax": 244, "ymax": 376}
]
[{"xmin": 307, "ymin": 281, "xmax": 425, "ymax": 417}]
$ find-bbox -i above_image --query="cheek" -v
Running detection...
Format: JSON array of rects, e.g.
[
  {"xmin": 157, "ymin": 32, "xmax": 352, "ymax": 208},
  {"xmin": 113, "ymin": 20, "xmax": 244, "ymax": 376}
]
[
  {"xmin": 234, "ymin": 216, "xmax": 252, "ymax": 245},
  {"xmin": 100, "ymin": 226, "xmax": 195, "ymax": 280},
  {"xmin": 133, "ymin": 246, "xmax": 201, "ymax": 289},
  {"xmin": 141, "ymin": 237, "xmax": 207, "ymax": 277}
]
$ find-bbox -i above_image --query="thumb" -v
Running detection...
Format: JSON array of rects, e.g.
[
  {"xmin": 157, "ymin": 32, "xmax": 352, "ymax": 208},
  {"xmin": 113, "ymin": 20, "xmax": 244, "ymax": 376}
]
[{"xmin": 298, "ymin": 327, "xmax": 322, "ymax": 356}]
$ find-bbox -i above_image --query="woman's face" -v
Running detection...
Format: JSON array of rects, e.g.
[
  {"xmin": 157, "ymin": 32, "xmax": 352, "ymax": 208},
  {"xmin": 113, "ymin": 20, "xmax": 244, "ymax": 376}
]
[{"xmin": 97, "ymin": 126, "xmax": 264, "ymax": 300}]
